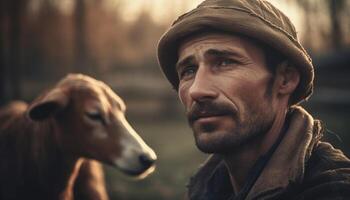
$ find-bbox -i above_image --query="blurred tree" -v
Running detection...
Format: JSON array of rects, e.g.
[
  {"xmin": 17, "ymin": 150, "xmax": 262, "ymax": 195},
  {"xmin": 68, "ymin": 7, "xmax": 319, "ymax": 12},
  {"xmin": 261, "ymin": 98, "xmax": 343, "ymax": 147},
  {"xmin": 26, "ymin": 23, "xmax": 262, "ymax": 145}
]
[
  {"xmin": 328, "ymin": 0, "xmax": 345, "ymax": 48},
  {"xmin": 0, "ymin": 0, "xmax": 26, "ymax": 104},
  {"xmin": 9, "ymin": 0, "xmax": 24, "ymax": 100},
  {"xmin": 293, "ymin": 0, "xmax": 349, "ymax": 51},
  {"xmin": 75, "ymin": 0, "xmax": 93, "ymax": 75},
  {"xmin": 23, "ymin": 0, "xmax": 74, "ymax": 81},
  {"xmin": 0, "ymin": 0, "xmax": 5, "ymax": 105}
]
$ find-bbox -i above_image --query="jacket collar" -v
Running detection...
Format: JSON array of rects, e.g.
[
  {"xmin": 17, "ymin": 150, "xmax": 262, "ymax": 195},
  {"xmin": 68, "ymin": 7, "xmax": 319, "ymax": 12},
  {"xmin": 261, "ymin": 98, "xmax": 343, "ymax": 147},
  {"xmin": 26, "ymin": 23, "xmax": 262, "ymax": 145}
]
[{"xmin": 187, "ymin": 106, "xmax": 322, "ymax": 200}]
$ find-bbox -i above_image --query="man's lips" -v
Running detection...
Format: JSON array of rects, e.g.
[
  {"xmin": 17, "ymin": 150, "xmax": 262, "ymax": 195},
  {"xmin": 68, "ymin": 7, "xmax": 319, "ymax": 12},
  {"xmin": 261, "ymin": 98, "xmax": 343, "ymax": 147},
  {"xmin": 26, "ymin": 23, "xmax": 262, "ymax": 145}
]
[
  {"xmin": 189, "ymin": 110, "xmax": 235, "ymax": 125},
  {"xmin": 192, "ymin": 113, "xmax": 230, "ymax": 122}
]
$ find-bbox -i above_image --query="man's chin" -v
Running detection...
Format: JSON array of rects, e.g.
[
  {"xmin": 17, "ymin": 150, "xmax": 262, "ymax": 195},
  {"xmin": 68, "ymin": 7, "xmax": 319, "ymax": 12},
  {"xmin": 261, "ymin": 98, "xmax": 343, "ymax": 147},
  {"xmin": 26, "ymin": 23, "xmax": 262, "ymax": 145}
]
[
  {"xmin": 193, "ymin": 130, "xmax": 249, "ymax": 154},
  {"xmin": 195, "ymin": 141, "xmax": 230, "ymax": 154},
  {"xmin": 194, "ymin": 135, "xmax": 233, "ymax": 154}
]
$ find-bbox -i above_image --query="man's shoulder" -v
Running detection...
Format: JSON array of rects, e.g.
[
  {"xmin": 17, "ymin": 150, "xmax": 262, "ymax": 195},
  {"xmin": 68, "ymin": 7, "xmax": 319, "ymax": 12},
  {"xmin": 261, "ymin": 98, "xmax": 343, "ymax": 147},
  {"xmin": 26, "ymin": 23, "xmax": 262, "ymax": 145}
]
[
  {"xmin": 307, "ymin": 141, "xmax": 350, "ymax": 175},
  {"xmin": 291, "ymin": 141, "xmax": 350, "ymax": 199}
]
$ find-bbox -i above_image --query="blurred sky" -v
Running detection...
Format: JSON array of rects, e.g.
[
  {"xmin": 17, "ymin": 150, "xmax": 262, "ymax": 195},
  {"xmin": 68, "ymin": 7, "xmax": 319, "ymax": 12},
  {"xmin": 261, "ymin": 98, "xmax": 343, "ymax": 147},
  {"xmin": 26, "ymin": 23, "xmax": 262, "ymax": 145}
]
[
  {"xmin": 114, "ymin": 0, "xmax": 302, "ymax": 31},
  {"xmin": 42, "ymin": 0, "xmax": 303, "ymax": 33}
]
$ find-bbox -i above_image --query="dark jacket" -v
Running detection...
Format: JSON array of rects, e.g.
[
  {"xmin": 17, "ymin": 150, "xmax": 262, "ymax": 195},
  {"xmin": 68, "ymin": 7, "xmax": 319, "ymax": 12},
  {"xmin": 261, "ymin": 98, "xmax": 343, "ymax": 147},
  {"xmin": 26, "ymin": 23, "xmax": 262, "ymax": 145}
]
[{"xmin": 186, "ymin": 106, "xmax": 350, "ymax": 200}]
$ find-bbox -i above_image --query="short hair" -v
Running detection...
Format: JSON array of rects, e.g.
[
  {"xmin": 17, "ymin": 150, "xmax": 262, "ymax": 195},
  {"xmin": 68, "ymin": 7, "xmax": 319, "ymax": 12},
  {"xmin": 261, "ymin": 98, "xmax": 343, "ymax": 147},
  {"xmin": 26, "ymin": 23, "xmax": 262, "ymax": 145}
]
[{"xmin": 262, "ymin": 43, "xmax": 285, "ymax": 75}]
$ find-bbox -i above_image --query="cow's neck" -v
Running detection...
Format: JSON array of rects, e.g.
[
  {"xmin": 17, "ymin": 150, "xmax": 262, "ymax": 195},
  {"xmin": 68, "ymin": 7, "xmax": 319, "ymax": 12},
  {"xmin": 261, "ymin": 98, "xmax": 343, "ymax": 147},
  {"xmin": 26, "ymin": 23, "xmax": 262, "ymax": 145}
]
[
  {"xmin": 58, "ymin": 157, "xmax": 84, "ymax": 200},
  {"xmin": 26, "ymin": 117, "xmax": 83, "ymax": 199}
]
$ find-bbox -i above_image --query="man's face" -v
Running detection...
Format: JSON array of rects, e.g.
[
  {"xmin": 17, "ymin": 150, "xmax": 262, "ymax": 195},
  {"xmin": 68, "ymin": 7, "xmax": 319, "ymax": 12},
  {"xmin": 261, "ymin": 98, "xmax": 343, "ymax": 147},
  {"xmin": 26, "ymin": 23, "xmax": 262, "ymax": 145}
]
[{"xmin": 177, "ymin": 33, "xmax": 278, "ymax": 154}]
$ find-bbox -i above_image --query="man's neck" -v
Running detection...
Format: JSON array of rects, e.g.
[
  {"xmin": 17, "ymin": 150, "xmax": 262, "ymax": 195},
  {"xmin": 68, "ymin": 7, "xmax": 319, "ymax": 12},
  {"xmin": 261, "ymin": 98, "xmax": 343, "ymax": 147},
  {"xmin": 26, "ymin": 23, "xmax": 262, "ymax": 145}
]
[{"xmin": 222, "ymin": 106, "xmax": 288, "ymax": 194}]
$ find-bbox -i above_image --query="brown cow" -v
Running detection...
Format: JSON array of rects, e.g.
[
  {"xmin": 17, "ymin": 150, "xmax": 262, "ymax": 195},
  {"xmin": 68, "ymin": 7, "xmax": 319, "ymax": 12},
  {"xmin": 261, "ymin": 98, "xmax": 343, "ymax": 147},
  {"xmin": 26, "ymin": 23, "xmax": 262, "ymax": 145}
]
[{"xmin": 0, "ymin": 74, "xmax": 157, "ymax": 200}]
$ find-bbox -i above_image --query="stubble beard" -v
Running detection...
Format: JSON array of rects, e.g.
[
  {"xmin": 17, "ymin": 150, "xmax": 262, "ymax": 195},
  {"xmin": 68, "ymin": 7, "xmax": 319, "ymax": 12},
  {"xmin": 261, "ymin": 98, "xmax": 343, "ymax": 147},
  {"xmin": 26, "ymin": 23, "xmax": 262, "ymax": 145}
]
[
  {"xmin": 190, "ymin": 84, "xmax": 276, "ymax": 154},
  {"xmin": 192, "ymin": 108, "xmax": 275, "ymax": 154}
]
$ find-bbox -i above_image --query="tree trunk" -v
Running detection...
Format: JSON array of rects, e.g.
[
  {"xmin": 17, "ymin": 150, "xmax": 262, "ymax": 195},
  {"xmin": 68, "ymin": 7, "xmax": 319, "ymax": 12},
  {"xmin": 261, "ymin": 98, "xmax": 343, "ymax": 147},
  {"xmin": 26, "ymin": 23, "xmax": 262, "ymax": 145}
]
[
  {"xmin": 74, "ymin": 0, "xmax": 90, "ymax": 74},
  {"xmin": 8, "ymin": 0, "xmax": 23, "ymax": 100},
  {"xmin": 329, "ymin": 0, "xmax": 344, "ymax": 48},
  {"xmin": 0, "ymin": 0, "xmax": 6, "ymax": 105}
]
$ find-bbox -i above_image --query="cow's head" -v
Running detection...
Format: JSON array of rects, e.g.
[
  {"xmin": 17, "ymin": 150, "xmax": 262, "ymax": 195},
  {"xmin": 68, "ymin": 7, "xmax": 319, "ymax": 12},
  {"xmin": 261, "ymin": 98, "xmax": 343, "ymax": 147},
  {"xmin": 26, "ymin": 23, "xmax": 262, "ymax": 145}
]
[{"xmin": 27, "ymin": 74, "xmax": 156, "ymax": 178}]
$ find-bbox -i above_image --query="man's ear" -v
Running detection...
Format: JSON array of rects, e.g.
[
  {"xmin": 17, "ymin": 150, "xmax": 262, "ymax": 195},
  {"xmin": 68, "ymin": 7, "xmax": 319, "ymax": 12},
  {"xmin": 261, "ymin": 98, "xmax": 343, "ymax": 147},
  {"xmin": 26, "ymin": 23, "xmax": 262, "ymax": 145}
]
[
  {"xmin": 275, "ymin": 61, "xmax": 300, "ymax": 96},
  {"xmin": 27, "ymin": 88, "xmax": 68, "ymax": 121}
]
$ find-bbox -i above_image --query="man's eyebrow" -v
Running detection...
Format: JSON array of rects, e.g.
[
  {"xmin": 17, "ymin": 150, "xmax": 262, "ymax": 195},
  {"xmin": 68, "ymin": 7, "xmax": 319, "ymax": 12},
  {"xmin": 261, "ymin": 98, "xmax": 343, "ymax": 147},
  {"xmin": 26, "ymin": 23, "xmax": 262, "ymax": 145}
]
[
  {"xmin": 205, "ymin": 49, "xmax": 244, "ymax": 58},
  {"xmin": 176, "ymin": 55, "xmax": 195, "ymax": 71}
]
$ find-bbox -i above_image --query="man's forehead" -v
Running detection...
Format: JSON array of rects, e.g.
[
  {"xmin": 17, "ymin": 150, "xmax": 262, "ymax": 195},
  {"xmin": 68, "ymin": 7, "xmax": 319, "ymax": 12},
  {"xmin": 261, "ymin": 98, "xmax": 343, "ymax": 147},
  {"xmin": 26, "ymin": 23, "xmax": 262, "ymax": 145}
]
[{"xmin": 177, "ymin": 32, "xmax": 262, "ymax": 61}]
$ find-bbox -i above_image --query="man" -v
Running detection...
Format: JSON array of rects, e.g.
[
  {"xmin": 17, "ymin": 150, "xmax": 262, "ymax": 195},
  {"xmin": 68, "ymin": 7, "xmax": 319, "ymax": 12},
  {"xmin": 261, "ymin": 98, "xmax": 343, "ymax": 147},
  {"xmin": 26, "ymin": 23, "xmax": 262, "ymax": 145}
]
[{"xmin": 157, "ymin": 0, "xmax": 350, "ymax": 200}]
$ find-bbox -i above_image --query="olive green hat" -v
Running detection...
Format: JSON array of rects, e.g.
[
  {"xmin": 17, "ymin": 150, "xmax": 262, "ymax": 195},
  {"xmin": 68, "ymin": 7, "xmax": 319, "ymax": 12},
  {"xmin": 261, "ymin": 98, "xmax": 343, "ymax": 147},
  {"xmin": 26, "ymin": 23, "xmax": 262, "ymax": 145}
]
[{"xmin": 157, "ymin": 0, "xmax": 314, "ymax": 104}]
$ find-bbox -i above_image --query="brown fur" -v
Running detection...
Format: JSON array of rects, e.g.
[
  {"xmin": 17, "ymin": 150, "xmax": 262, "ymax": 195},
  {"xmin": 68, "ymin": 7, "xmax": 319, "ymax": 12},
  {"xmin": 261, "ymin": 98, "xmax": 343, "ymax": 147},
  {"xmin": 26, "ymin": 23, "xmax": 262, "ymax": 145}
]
[{"xmin": 0, "ymin": 103, "xmax": 108, "ymax": 200}]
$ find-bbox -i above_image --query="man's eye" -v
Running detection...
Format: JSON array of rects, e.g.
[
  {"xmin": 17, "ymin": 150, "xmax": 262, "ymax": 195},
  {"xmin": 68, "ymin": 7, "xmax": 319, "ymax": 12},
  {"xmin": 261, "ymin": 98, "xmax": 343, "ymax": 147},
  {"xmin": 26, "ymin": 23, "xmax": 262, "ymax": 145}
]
[
  {"xmin": 217, "ymin": 59, "xmax": 236, "ymax": 67},
  {"xmin": 179, "ymin": 66, "xmax": 196, "ymax": 79},
  {"xmin": 85, "ymin": 112, "xmax": 106, "ymax": 124}
]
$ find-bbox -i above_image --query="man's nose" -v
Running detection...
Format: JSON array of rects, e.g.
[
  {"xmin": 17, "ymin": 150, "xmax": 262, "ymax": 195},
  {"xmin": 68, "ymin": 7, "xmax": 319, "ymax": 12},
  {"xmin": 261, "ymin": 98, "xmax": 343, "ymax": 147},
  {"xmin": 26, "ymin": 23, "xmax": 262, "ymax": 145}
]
[{"xmin": 189, "ymin": 67, "xmax": 218, "ymax": 102}]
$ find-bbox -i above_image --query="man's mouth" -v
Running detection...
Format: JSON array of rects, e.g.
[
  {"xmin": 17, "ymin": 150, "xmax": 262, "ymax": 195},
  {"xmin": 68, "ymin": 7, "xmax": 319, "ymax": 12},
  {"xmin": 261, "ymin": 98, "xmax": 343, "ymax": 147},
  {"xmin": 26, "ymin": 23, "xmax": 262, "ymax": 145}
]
[
  {"xmin": 187, "ymin": 100, "xmax": 237, "ymax": 126},
  {"xmin": 188, "ymin": 107, "xmax": 235, "ymax": 125},
  {"xmin": 192, "ymin": 113, "xmax": 230, "ymax": 122}
]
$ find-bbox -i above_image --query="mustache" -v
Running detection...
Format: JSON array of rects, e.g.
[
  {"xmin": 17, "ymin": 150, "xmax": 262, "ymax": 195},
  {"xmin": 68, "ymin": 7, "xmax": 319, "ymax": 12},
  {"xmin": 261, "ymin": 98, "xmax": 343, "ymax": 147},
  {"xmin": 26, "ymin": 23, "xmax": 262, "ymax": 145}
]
[{"xmin": 187, "ymin": 100, "xmax": 237, "ymax": 124}]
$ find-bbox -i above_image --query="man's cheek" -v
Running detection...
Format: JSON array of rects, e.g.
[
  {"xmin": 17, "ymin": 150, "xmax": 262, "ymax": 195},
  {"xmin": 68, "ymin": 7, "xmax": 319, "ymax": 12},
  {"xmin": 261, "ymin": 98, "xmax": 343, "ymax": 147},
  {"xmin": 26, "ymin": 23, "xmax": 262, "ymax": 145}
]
[{"xmin": 178, "ymin": 86, "xmax": 189, "ymax": 107}]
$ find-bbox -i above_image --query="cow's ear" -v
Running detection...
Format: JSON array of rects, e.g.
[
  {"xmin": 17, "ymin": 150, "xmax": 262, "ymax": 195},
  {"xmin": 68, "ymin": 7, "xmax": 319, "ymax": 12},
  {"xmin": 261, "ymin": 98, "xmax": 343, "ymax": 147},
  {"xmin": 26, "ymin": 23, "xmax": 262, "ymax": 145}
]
[{"xmin": 28, "ymin": 89, "xmax": 68, "ymax": 121}]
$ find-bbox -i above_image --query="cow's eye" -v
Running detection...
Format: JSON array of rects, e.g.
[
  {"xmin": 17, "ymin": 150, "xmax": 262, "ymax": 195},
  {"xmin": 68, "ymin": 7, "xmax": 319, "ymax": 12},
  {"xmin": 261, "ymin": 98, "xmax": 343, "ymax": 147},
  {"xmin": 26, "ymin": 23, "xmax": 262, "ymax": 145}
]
[{"xmin": 85, "ymin": 111, "xmax": 106, "ymax": 125}]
